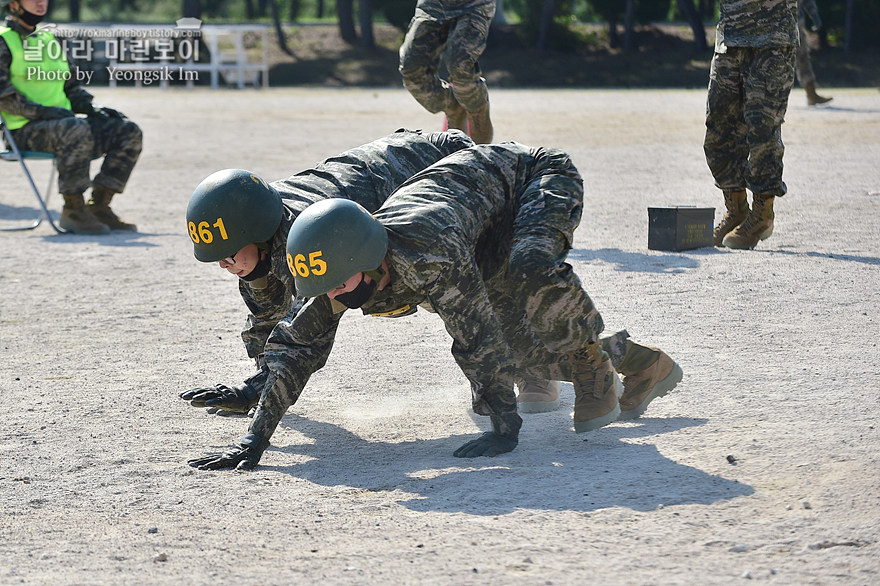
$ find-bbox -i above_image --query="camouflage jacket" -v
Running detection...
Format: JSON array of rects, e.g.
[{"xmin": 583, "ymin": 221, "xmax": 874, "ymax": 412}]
[
  {"xmin": 415, "ymin": 0, "xmax": 496, "ymax": 20},
  {"xmin": 715, "ymin": 0, "xmax": 798, "ymax": 50},
  {"xmin": 238, "ymin": 129, "xmax": 474, "ymax": 363},
  {"xmin": 251, "ymin": 142, "xmax": 584, "ymax": 441}
]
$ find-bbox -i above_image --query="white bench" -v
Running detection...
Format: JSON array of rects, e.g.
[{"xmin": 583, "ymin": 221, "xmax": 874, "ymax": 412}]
[{"xmin": 55, "ymin": 23, "xmax": 269, "ymax": 90}]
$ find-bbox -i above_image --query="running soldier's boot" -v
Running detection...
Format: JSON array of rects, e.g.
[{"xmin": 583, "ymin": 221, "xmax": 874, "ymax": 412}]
[
  {"xmin": 616, "ymin": 341, "xmax": 683, "ymax": 420},
  {"xmin": 87, "ymin": 188, "xmax": 137, "ymax": 231},
  {"xmin": 805, "ymin": 82, "xmax": 832, "ymax": 106},
  {"xmin": 59, "ymin": 194, "xmax": 110, "ymax": 235},
  {"xmin": 571, "ymin": 341, "xmax": 622, "ymax": 432},
  {"xmin": 516, "ymin": 375, "xmax": 560, "ymax": 413},
  {"xmin": 722, "ymin": 194, "xmax": 774, "ymax": 249},
  {"xmin": 467, "ymin": 103, "xmax": 493, "ymax": 144},
  {"xmin": 713, "ymin": 189, "xmax": 749, "ymax": 246},
  {"xmin": 444, "ymin": 100, "xmax": 468, "ymax": 134}
]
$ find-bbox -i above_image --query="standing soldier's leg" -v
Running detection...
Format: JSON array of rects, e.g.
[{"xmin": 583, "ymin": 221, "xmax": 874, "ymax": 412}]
[
  {"xmin": 13, "ymin": 118, "xmax": 109, "ymax": 234},
  {"xmin": 797, "ymin": 20, "xmax": 831, "ymax": 106},
  {"xmin": 399, "ymin": 12, "xmax": 467, "ymax": 131},
  {"xmin": 704, "ymin": 48, "xmax": 751, "ymax": 246},
  {"xmin": 445, "ymin": 2, "xmax": 495, "ymax": 143},
  {"xmin": 723, "ymin": 46, "xmax": 796, "ymax": 249},
  {"xmin": 86, "ymin": 116, "xmax": 143, "ymax": 231}
]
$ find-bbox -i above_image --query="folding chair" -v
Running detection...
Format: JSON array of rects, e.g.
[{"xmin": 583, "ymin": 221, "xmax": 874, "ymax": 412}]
[{"xmin": 1, "ymin": 112, "xmax": 66, "ymax": 233}]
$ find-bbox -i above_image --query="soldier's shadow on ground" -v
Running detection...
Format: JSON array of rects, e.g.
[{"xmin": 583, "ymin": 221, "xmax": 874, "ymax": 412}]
[
  {"xmin": 568, "ymin": 247, "xmax": 721, "ymax": 273},
  {"xmin": 267, "ymin": 411, "xmax": 752, "ymax": 516}
]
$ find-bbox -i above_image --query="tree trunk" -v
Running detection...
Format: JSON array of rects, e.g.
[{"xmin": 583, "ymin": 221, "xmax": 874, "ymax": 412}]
[
  {"xmin": 69, "ymin": 0, "xmax": 81, "ymax": 21},
  {"xmin": 536, "ymin": 0, "xmax": 555, "ymax": 51},
  {"xmin": 358, "ymin": 0, "xmax": 375, "ymax": 49},
  {"xmin": 337, "ymin": 0, "xmax": 358, "ymax": 45},
  {"xmin": 677, "ymin": 0, "xmax": 708, "ymax": 52},
  {"xmin": 493, "ymin": 0, "xmax": 508, "ymax": 25},
  {"xmin": 844, "ymin": 0, "xmax": 854, "ymax": 54},
  {"xmin": 623, "ymin": 0, "xmax": 635, "ymax": 52},
  {"xmin": 183, "ymin": 0, "xmax": 200, "ymax": 19},
  {"xmin": 270, "ymin": 0, "xmax": 295, "ymax": 56}
]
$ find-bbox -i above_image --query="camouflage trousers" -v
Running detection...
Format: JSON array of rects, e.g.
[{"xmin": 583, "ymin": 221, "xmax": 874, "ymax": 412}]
[
  {"xmin": 703, "ymin": 45, "xmax": 796, "ymax": 198},
  {"xmin": 12, "ymin": 115, "xmax": 142, "ymax": 196},
  {"xmin": 795, "ymin": 20, "xmax": 816, "ymax": 87},
  {"xmin": 398, "ymin": 0, "xmax": 495, "ymax": 114}
]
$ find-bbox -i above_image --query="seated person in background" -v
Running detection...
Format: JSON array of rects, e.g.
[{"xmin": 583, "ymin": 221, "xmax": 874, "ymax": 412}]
[{"xmin": 0, "ymin": 0, "xmax": 141, "ymax": 234}]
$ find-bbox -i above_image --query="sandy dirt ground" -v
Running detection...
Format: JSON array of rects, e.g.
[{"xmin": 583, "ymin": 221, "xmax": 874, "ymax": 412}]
[{"xmin": 1, "ymin": 87, "xmax": 879, "ymax": 585}]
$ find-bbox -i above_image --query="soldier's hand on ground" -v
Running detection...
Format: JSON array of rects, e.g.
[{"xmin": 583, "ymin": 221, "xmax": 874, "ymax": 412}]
[
  {"xmin": 180, "ymin": 381, "xmax": 259, "ymax": 413},
  {"xmin": 36, "ymin": 106, "xmax": 75, "ymax": 120},
  {"xmin": 188, "ymin": 434, "xmax": 269, "ymax": 471},
  {"xmin": 453, "ymin": 412, "xmax": 522, "ymax": 457}
]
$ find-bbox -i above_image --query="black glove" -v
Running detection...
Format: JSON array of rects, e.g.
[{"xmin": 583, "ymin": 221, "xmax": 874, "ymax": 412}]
[
  {"xmin": 36, "ymin": 106, "xmax": 75, "ymax": 120},
  {"xmin": 453, "ymin": 411, "xmax": 522, "ymax": 458},
  {"xmin": 188, "ymin": 433, "xmax": 270, "ymax": 471},
  {"xmin": 97, "ymin": 106, "xmax": 126, "ymax": 119},
  {"xmin": 180, "ymin": 367, "xmax": 268, "ymax": 413}
]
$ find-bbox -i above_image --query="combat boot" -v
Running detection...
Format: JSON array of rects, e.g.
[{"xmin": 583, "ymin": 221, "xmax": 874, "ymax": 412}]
[
  {"xmin": 515, "ymin": 375, "xmax": 560, "ymax": 413},
  {"xmin": 87, "ymin": 188, "xmax": 137, "ymax": 231},
  {"xmin": 571, "ymin": 341, "xmax": 622, "ymax": 432},
  {"xmin": 805, "ymin": 82, "xmax": 832, "ymax": 106},
  {"xmin": 722, "ymin": 194, "xmax": 774, "ymax": 249},
  {"xmin": 616, "ymin": 341, "xmax": 683, "ymax": 420},
  {"xmin": 467, "ymin": 103, "xmax": 493, "ymax": 144},
  {"xmin": 59, "ymin": 194, "xmax": 110, "ymax": 235},
  {"xmin": 713, "ymin": 189, "xmax": 749, "ymax": 246},
  {"xmin": 444, "ymin": 98, "xmax": 468, "ymax": 134}
]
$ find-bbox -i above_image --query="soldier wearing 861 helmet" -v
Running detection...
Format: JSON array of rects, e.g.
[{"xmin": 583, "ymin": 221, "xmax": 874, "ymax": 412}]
[{"xmin": 188, "ymin": 141, "xmax": 683, "ymax": 471}]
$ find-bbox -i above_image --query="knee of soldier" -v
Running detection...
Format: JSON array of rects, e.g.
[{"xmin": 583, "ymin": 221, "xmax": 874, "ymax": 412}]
[
  {"xmin": 124, "ymin": 120, "xmax": 143, "ymax": 146},
  {"xmin": 508, "ymin": 230, "xmax": 568, "ymax": 278},
  {"xmin": 446, "ymin": 57, "xmax": 479, "ymax": 87}
]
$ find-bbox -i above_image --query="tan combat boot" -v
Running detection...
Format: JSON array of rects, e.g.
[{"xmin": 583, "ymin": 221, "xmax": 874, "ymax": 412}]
[
  {"xmin": 444, "ymin": 95, "xmax": 468, "ymax": 133},
  {"xmin": 515, "ymin": 374, "xmax": 560, "ymax": 413},
  {"xmin": 713, "ymin": 189, "xmax": 749, "ymax": 246},
  {"xmin": 87, "ymin": 188, "xmax": 137, "ymax": 231},
  {"xmin": 805, "ymin": 82, "xmax": 832, "ymax": 106},
  {"xmin": 722, "ymin": 194, "xmax": 774, "ymax": 249},
  {"xmin": 467, "ymin": 103, "xmax": 493, "ymax": 144},
  {"xmin": 571, "ymin": 341, "xmax": 622, "ymax": 432},
  {"xmin": 616, "ymin": 341, "xmax": 683, "ymax": 420},
  {"xmin": 59, "ymin": 194, "xmax": 110, "ymax": 235}
]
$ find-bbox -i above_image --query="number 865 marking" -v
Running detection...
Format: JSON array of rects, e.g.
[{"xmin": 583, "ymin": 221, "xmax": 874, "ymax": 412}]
[
  {"xmin": 189, "ymin": 218, "xmax": 228, "ymax": 244},
  {"xmin": 287, "ymin": 251, "xmax": 327, "ymax": 277}
]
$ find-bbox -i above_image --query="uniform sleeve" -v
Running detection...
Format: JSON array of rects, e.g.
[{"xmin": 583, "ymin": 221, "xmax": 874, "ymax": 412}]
[
  {"xmin": 238, "ymin": 274, "xmax": 296, "ymax": 360},
  {"xmin": 247, "ymin": 295, "xmax": 344, "ymax": 441},
  {"xmin": 408, "ymin": 232, "xmax": 518, "ymax": 417}
]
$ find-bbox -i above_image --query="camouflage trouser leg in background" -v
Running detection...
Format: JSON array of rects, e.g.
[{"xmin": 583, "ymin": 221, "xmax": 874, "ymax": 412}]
[
  {"xmin": 795, "ymin": 20, "xmax": 816, "ymax": 87},
  {"xmin": 398, "ymin": 0, "xmax": 495, "ymax": 114},
  {"xmin": 703, "ymin": 45, "xmax": 796, "ymax": 198},
  {"xmin": 12, "ymin": 115, "xmax": 142, "ymax": 195}
]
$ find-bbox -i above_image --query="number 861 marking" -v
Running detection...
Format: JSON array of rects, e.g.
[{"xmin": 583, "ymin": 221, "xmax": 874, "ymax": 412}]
[
  {"xmin": 287, "ymin": 251, "xmax": 327, "ymax": 277},
  {"xmin": 189, "ymin": 218, "xmax": 228, "ymax": 244}
]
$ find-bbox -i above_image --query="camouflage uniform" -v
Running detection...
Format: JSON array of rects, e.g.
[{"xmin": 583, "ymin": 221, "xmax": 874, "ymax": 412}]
[
  {"xmin": 238, "ymin": 129, "xmax": 474, "ymax": 368},
  {"xmin": 795, "ymin": 0, "xmax": 822, "ymax": 87},
  {"xmin": 0, "ymin": 18, "xmax": 141, "ymax": 196},
  {"xmin": 248, "ymin": 142, "xmax": 619, "ymax": 446},
  {"xmin": 703, "ymin": 0, "xmax": 798, "ymax": 198},
  {"xmin": 398, "ymin": 0, "xmax": 494, "ymax": 116}
]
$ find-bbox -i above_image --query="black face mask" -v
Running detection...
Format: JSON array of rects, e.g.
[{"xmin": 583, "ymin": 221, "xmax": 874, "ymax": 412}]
[
  {"xmin": 334, "ymin": 275, "xmax": 376, "ymax": 309},
  {"xmin": 240, "ymin": 254, "xmax": 272, "ymax": 282},
  {"xmin": 19, "ymin": 10, "xmax": 44, "ymax": 27}
]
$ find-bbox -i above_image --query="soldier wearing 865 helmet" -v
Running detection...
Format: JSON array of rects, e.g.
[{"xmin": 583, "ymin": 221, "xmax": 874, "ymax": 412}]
[
  {"xmin": 188, "ymin": 141, "xmax": 683, "ymax": 471},
  {"xmin": 180, "ymin": 129, "xmax": 476, "ymax": 415}
]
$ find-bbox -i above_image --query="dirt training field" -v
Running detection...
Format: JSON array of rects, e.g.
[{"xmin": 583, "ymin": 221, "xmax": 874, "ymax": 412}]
[{"xmin": 1, "ymin": 87, "xmax": 879, "ymax": 585}]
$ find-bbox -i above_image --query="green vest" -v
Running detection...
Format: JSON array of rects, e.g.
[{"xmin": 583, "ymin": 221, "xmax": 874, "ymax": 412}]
[{"xmin": 1, "ymin": 26, "xmax": 71, "ymax": 130}]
